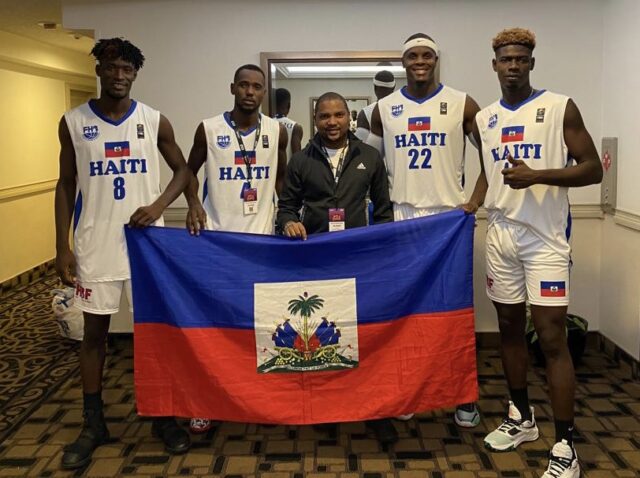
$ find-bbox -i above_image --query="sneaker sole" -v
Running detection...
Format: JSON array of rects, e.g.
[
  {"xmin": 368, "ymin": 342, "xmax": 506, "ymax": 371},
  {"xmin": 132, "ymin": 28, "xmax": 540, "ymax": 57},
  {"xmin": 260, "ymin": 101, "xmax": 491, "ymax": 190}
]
[
  {"xmin": 189, "ymin": 426, "xmax": 214, "ymax": 434},
  {"xmin": 484, "ymin": 428, "xmax": 539, "ymax": 452},
  {"xmin": 454, "ymin": 413, "xmax": 480, "ymax": 428},
  {"xmin": 61, "ymin": 455, "xmax": 92, "ymax": 470}
]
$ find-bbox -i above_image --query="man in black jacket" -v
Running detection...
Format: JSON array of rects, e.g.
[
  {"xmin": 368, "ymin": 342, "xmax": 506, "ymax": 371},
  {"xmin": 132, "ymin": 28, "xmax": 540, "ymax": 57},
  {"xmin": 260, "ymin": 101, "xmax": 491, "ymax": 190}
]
[
  {"xmin": 278, "ymin": 92, "xmax": 392, "ymax": 240},
  {"xmin": 276, "ymin": 92, "xmax": 396, "ymax": 444}
]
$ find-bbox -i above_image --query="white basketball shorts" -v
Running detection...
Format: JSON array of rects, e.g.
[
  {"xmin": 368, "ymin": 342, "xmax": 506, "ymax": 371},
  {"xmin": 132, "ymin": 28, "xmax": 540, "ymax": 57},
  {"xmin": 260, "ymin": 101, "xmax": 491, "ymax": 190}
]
[
  {"xmin": 73, "ymin": 280, "xmax": 133, "ymax": 315},
  {"xmin": 485, "ymin": 220, "xmax": 570, "ymax": 306}
]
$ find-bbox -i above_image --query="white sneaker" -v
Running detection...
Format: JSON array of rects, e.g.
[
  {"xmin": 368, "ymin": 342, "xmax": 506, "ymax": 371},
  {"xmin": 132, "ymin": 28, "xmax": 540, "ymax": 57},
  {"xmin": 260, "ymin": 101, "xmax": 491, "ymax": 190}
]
[
  {"xmin": 484, "ymin": 401, "xmax": 539, "ymax": 452},
  {"xmin": 541, "ymin": 440, "xmax": 580, "ymax": 478},
  {"xmin": 454, "ymin": 402, "xmax": 480, "ymax": 428},
  {"xmin": 394, "ymin": 413, "xmax": 414, "ymax": 421}
]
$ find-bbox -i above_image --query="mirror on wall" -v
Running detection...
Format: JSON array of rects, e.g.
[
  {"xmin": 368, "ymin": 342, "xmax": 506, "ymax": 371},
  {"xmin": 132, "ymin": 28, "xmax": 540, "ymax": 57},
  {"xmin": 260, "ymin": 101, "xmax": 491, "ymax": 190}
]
[{"xmin": 261, "ymin": 51, "xmax": 406, "ymax": 147}]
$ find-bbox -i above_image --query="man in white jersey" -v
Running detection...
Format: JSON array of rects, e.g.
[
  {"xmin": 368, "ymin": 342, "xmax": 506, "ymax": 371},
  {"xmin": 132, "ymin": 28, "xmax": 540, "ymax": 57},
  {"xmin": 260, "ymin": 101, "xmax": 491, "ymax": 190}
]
[
  {"xmin": 274, "ymin": 88, "xmax": 303, "ymax": 159},
  {"xmin": 55, "ymin": 38, "xmax": 192, "ymax": 469},
  {"xmin": 470, "ymin": 28, "xmax": 602, "ymax": 478},
  {"xmin": 184, "ymin": 64, "xmax": 287, "ymax": 432},
  {"xmin": 367, "ymin": 33, "xmax": 482, "ymax": 427},
  {"xmin": 354, "ymin": 70, "xmax": 396, "ymax": 142}
]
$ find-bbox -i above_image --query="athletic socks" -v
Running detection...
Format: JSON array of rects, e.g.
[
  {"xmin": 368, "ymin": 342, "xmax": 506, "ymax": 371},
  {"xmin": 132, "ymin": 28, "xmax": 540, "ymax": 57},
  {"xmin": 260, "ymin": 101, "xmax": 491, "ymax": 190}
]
[
  {"xmin": 83, "ymin": 391, "xmax": 103, "ymax": 412},
  {"xmin": 554, "ymin": 420, "xmax": 574, "ymax": 446},
  {"xmin": 509, "ymin": 387, "xmax": 532, "ymax": 421}
]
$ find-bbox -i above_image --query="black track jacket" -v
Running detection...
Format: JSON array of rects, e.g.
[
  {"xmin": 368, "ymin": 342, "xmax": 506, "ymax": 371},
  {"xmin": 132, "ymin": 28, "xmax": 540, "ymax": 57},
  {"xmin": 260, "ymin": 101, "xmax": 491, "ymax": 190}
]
[{"xmin": 277, "ymin": 132, "xmax": 393, "ymax": 234}]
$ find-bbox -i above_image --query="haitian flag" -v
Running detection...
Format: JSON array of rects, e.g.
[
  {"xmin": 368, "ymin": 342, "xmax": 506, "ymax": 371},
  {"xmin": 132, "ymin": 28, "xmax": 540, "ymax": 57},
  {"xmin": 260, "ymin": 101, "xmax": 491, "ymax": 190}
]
[
  {"xmin": 408, "ymin": 116, "xmax": 431, "ymax": 131},
  {"xmin": 234, "ymin": 150, "xmax": 256, "ymax": 165},
  {"xmin": 540, "ymin": 281, "xmax": 566, "ymax": 297},
  {"xmin": 104, "ymin": 141, "xmax": 130, "ymax": 157},
  {"xmin": 125, "ymin": 210, "xmax": 478, "ymax": 424},
  {"xmin": 501, "ymin": 126, "xmax": 525, "ymax": 143}
]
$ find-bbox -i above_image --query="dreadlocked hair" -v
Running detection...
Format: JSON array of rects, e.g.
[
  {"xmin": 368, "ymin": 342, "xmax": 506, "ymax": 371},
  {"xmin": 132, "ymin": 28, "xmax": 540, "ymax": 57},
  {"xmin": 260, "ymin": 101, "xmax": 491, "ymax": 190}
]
[
  {"xmin": 492, "ymin": 28, "xmax": 536, "ymax": 52},
  {"xmin": 91, "ymin": 38, "xmax": 145, "ymax": 70}
]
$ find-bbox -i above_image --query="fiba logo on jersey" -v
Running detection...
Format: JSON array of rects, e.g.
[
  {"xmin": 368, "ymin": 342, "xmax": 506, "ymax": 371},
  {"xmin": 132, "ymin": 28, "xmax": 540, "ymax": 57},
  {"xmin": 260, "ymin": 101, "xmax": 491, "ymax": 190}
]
[
  {"xmin": 217, "ymin": 135, "xmax": 231, "ymax": 149},
  {"xmin": 391, "ymin": 104, "xmax": 404, "ymax": 118},
  {"xmin": 83, "ymin": 125, "xmax": 99, "ymax": 141},
  {"xmin": 488, "ymin": 114, "xmax": 498, "ymax": 129}
]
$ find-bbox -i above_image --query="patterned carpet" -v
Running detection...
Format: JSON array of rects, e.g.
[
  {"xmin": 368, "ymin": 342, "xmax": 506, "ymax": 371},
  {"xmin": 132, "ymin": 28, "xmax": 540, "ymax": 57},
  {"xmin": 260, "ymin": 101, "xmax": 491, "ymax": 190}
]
[{"xmin": 0, "ymin": 271, "xmax": 639, "ymax": 477}]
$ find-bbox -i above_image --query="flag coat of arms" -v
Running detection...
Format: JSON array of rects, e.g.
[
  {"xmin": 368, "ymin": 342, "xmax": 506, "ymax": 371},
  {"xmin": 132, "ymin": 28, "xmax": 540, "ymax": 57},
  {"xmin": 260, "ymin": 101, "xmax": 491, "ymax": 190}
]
[{"xmin": 125, "ymin": 210, "xmax": 478, "ymax": 424}]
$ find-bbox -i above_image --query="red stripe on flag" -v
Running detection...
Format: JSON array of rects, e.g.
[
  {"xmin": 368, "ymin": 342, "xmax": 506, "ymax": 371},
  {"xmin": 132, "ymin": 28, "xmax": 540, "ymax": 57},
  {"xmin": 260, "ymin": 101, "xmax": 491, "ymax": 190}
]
[{"xmin": 134, "ymin": 308, "xmax": 478, "ymax": 424}]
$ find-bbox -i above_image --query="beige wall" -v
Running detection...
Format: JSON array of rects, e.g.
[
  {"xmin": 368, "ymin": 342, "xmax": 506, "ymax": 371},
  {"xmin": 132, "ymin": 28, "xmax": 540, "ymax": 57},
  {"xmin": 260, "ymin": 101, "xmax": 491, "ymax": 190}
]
[
  {"xmin": 0, "ymin": 30, "xmax": 95, "ymax": 283},
  {"xmin": 599, "ymin": 216, "xmax": 640, "ymax": 359}
]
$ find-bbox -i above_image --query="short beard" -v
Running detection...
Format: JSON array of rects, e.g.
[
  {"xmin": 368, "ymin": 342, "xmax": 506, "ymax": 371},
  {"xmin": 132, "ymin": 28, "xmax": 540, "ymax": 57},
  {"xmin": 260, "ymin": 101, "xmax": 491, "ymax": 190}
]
[{"xmin": 236, "ymin": 103, "xmax": 260, "ymax": 115}]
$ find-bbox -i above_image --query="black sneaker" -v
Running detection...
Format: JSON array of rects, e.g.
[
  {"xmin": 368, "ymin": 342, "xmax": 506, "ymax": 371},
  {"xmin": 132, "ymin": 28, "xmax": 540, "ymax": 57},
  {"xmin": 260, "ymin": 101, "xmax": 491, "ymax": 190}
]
[
  {"xmin": 61, "ymin": 409, "xmax": 110, "ymax": 470},
  {"xmin": 151, "ymin": 417, "xmax": 191, "ymax": 454},
  {"xmin": 366, "ymin": 418, "xmax": 398, "ymax": 445}
]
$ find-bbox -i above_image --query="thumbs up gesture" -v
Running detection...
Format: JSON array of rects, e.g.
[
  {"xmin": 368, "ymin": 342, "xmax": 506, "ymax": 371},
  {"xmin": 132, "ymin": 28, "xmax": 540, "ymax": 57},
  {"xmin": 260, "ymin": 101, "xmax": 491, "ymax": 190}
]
[{"xmin": 501, "ymin": 154, "xmax": 538, "ymax": 189}]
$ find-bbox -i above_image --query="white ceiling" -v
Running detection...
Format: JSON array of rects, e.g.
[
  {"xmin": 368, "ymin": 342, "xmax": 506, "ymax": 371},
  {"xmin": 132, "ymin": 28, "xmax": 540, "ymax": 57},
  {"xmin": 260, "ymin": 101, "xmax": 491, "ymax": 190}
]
[{"xmin": 0, "ymin": 0, "xmax": 94, "ymax": 53}]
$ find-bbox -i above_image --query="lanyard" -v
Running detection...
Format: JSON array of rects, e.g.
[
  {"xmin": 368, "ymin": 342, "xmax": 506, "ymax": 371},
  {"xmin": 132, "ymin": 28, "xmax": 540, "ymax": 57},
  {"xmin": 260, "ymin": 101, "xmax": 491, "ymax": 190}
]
[
  {"xmin": 322, "ymin": 141, "xmax": 349, "ymax": 186},
  {"xmin": 229, "ymin": 113, "xmax": 261, "ymax": 188}
]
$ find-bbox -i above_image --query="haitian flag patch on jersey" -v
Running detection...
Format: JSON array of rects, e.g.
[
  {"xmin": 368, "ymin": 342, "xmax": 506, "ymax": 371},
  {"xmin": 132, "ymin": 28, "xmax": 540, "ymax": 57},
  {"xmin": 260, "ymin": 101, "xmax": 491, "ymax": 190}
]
[
  {"xmin": 501, "ymin": 126, "xmax": 525, "ymax": 143},
  {"xmin": 105, "ymin": 141, "xmax": 130, "ymax": 158},
  {"xmin": 408, "ymin": 116, "xmax": 431, "ymax": 131},
  {"xmin": 234, "ymin": 151, "xmax": 256, "ymax": 165},
  {"xmin": 540, "ymin": 281, "xmax": 566, "ymax": 297}
]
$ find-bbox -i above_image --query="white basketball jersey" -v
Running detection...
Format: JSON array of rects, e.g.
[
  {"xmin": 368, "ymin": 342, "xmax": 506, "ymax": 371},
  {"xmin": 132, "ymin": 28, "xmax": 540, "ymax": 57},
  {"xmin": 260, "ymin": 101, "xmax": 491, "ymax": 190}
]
[
  {"xmin": 202, "ymin": 113, "xmax": 280, "ymax": 234},
  {"xmin": 362, "ymin": 102, "xmax": 376, "ymax": 126},
  {"xmin": 65, "ymin": 100, "xmax": 163, "ymax": 281},
  {"xmin": 476, "ymin": 90, "xmax": 571, "ymax": 250},
  {"xmin": 378, "ymin": 84, "xmax": 467, "ymax": 209},
  {"xmin": 276, "ymin": 115, "xmax": 297, "ymax": 161}
]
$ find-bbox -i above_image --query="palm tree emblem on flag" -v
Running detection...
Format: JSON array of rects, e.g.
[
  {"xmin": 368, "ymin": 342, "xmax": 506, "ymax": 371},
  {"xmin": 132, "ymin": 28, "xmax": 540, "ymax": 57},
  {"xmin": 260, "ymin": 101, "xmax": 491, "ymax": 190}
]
[{"xmin": 257, "ymin": 290, "xmax": 358, "ymax": 373}]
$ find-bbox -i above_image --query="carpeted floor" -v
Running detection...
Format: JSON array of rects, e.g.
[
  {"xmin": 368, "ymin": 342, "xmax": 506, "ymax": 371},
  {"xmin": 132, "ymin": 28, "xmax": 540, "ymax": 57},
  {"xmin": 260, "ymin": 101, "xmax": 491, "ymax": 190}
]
[{"xmin": 0, "ymin": 271, "xmax": 639, "ymax": 477}]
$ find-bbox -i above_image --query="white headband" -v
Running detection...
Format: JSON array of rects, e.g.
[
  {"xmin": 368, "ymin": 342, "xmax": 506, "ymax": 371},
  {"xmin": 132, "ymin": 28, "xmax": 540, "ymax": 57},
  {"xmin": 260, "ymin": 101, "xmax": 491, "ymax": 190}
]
[
  {"xmin": 373, "ymin": 78, "xmax": 396, "ymax": 88},
  {"xmin": 402, "ymin": 37, "xmax": 439, "ymax": 56}
]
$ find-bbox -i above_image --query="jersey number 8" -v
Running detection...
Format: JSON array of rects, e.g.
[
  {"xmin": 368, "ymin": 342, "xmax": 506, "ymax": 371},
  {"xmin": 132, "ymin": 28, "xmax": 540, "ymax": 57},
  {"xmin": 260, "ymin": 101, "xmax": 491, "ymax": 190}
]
[{"xmin": 113, "ymin": 177, "xmax": 126, "ymax": 200}]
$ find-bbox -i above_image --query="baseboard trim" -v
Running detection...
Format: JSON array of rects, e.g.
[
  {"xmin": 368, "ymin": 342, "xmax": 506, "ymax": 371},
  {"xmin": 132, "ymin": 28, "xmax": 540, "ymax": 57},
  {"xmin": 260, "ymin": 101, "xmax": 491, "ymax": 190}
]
[
  {"xmin": 0, "ymin": 259, "xmax": 55, "ymax": 297},
  {"xmin": 597, "ymin": 333, "xmax": 640, "ymax": 379},
  {"xmin": 476, "ymin": 331, "xmax": 638, "ymax": 379},
  {"xmin": 614, "ymin": 209, "xmax": 640, "ymax": 232}
]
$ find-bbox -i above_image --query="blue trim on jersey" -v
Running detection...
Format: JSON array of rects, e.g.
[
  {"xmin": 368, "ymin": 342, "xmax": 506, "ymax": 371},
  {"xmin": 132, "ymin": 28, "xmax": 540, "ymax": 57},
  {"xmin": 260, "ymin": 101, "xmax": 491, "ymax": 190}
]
[
  {"xmin": 202, "ymin": 178, "xmax": 208, "ymax": 202},
  {"xmin": 400, "ymin": 83, "xmax": 444, "ymax": 104},
  {"xmin": 224, "ymin": 112, "xmax": 260, "ymax": 136},
  {"xmin": 73, "ymin": 191, "xmax": 83, "ymax": 232},
  {"xmin": 499, "ymin": 89, "xmax": 546, "ymax": 111},
  {"xmin": 88, "ymin": 99, "xmax": 138, "ymax": 126},
  {"xmin": 565, "ymin": 210, "xmax": 572, "ymax": 241}
]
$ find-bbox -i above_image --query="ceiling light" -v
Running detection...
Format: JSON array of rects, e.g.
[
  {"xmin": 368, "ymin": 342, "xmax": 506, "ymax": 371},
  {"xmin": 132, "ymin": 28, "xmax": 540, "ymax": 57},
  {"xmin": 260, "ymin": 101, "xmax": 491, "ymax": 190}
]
[{"xmin": 286, "ymin": 65, "xmax": 405, "ymax": 74}]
